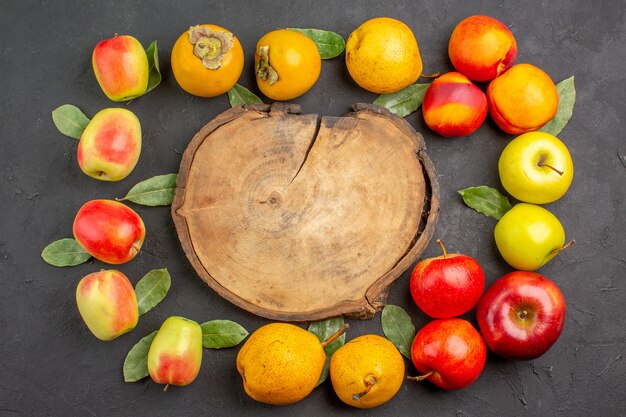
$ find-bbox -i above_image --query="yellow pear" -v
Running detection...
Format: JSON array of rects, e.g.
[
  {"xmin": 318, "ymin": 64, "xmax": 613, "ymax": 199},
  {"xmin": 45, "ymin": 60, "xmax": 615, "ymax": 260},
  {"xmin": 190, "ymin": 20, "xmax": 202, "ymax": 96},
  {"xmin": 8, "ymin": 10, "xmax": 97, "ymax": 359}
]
[
  {"xmin": 236, "ymin": 322, "xmax": 346, "ymax": 405},
  {"xmin": 330, "ymin": 334, "xmax": 405, "ymax": 408}
]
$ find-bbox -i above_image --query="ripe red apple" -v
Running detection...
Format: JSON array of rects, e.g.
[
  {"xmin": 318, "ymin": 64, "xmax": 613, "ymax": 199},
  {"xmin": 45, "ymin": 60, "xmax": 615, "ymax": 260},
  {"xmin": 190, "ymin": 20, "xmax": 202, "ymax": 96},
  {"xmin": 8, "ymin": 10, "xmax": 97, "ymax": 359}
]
[
  {"xmin": 476, "ymin": 271, "xmax": 566, "ymax": 360},
  {"xmin": 92, "ymin": 35, "xmax": 149, "ymax": 102},
  {"xmin": 73, "ymin": 199, "xmax": 145, "ymax": 264},
  {"xmin": 410, "ymin": 318, "xmax": 486, "ymax": 390},
  {"xmin": 76, "ymin": 270, "xmax": 138, "ymax": 341},
  {"xmin": 77, "ymin": 108, "xmax": 142, "ymax": 181},
  {"xmin": 410, "ymin": 240, "xmax": 485, "ymax": 318}
]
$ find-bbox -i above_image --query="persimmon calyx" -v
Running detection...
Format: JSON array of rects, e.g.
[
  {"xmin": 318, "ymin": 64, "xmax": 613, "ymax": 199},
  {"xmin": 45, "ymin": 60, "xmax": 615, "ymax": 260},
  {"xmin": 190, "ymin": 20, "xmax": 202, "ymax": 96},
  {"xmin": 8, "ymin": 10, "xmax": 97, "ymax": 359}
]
[
  {"xmin": 188, "ymin": 25, "xmax": 234, "ymax": 70},
  {"xmin": 256, "ymin": 45, "xmax": 279, "ymax": 85}
]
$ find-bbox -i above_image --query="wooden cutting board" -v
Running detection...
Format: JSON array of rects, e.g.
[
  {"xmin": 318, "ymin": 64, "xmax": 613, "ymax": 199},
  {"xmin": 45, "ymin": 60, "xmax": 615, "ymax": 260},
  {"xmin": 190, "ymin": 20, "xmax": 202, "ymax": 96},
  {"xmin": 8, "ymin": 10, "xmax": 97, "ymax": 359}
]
[{"xmin": 172, "ymin": 103, "xmax": 439, "ymax": 321}]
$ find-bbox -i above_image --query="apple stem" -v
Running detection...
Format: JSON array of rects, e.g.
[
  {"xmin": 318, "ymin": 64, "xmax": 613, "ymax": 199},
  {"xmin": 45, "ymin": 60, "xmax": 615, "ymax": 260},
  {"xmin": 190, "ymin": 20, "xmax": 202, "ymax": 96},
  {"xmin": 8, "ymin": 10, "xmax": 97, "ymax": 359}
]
[
  {"xmin": 321, "ymin": 323, "xmax": 349, "ymax": 348},
  {"xmin": 163, "ymin": 384, "xmax": 169, "ymax": 392},
  {"xmin": 420, "ymin": 72, "xmax": 441, "ymax": 79},
  {"xmin": 538, "ymin": 161, "xmax": 564, "ymax": 176},
  {"xmin": 436, "ymin": 239, "xmax": 447, "ymax": 258},
  {"xmin": 550, "ymin": 239, "xmax": 576, "ymax": 255},
  {"xmin": 352, "ymin": 375, "xmax": 376, "ymax": 400},
  {"xmin": 407, "ymin": 370, "xmax": 435, "ymax": 382}
]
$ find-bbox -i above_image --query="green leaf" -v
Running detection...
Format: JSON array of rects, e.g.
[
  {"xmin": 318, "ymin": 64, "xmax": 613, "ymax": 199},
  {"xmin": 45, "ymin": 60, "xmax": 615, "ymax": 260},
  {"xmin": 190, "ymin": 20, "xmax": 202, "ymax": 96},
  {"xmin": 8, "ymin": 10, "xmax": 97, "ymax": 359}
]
[
  {"xmin": 458, "ymin": 186, "xmax": 513, "ymax": 220},
  {"xmin": 51, "ymin": 104, "xmax": 90, "ymax": 139},
  {"xmin": 144, "ymin": 40, "xmax": 161, "ymax": 94},
  {"xmin": 381, "ymin": 305, "xmax": 415, "ymax": 359},
  {"xmin": 309, "ymin": 318, "xmax": 346, "ymax": 386},
  {"xmin": 117, "ymin": 173, "xmax": 177, "ymax": 206},
  {"xmin": 539, "ymin": 76, "xmax": 575, "ymax": 136},
  {"xmin": 286, "ymin": 28, "xmax": 346, "ymax": 59},
  {"xmin": 41, "ymin": 238, "xmax": 91, "ymax": 267},
  {"xmin": 227, "ymin": 84, "xmax": 263, "ymax": 107},
  {"xmin": 373, "ymin": 84, "xmax": 430, "ymax": 117},
  {"xmin": 200, "ymin": 320, "xmax": 249, "ymax": 349},
  {"xmin": 123, "ymin": 331, "xmax": 157, "ymax": 382},
  {"xmin": 135, "ymin": 269, "xmax": 171, "ymax": 315}
]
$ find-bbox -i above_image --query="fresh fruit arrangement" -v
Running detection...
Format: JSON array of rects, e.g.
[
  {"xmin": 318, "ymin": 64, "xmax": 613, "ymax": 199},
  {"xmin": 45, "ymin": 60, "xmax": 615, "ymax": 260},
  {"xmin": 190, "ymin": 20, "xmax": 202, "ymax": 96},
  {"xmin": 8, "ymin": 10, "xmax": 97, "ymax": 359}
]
[{"xmin": 40, "ymin": 11, "xmax": 579, "ymax": 410}]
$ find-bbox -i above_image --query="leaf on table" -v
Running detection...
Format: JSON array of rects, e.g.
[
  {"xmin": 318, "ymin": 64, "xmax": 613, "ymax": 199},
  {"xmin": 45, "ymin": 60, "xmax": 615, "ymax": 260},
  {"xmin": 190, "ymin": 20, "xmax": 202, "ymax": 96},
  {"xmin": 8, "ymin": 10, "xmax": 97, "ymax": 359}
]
[
  {"xmin": 458, "ymin": 186, "xmax": 513, "ymax": 220},
  {"xmin": 117, "ymin": 173, "xmax": 177, "ymax": 206},
  {"xmin": 540, "ymin": 76, "xmax": 575, "ymax": 136},
  {"xmin": 123, "ymin": 331, "xmax": 157, "ymax": 382},
  {"xmin": 227, "ymin": 84, "xmax": 264, "ymax": 107},
  {"xmin": 200, "ymin": 320, "xmax": 249, "ymax": 349},
  {"xmin": 41, "ymin": 238, "xmax": 91, "ymax": 267},
  {"xmin": 309, "ymin": 318, "xmax": 346, "ymax": 386},
  {"xmin": 381, "ymin": 305, "xmax": 415, "ymax": 359},
  {"xmin": 144, "ymin": 41, "xmax": 161, "ymax": 94},
  {"xmin": 286, "ymin": 28, "xmax": 346, "ymax": 59},
  {"xmin": 51, "ymin": 104, "xmax": 90, "ymax": 139},
  {"xmin": 135, "ymin": 268, "xmax": 171, "ymax": 315},
  {"xmin": 373, "ymin": 84, "xmax": 430, "ymax": 117}
]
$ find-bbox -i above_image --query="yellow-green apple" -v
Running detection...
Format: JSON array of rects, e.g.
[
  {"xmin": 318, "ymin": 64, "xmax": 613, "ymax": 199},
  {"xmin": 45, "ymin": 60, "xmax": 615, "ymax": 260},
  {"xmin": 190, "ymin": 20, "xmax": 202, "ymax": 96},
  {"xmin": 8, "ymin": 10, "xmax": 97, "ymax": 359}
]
[
  {"xmin": 75, "ymin": 270, "xmax": 138, "ymax": 341},
  {"xmin": 498, "ymin": 132, "xmax": 574, "ymax": 204},
  {"xmin": 92, "ymin": 35, "xmax": 149, "ymax": 101},
  {"xmin": 77, "ymin": 108, "xmax": 141, "ymax": 181},
  {"xmin": 494, "ymin": 203, "xmax": 572, "ymax": 271},
  {"xmin": 448, "ymin": 15, "xmax": 517, "ymax": 82},
  {"xmin": 422, "ymin": 72, "xmax": 488, "ymax": 137},
  {"xmin": 409, "ymin": 318, "xmax": 486, "ymax": 390},
  {"xmin": 148, "ymin": 316, "xmax": 203, "ymax": 388},
  {"xmin": 73, "ymin": 199, "xmax": 145, "ymax": 264},
  {"xmin": 410, "ymin": 240, "xmax": 485, "ymax": 318},
  {"xmin": 476, "ymin": 271, "xmax": 566, "ymax": 360}
]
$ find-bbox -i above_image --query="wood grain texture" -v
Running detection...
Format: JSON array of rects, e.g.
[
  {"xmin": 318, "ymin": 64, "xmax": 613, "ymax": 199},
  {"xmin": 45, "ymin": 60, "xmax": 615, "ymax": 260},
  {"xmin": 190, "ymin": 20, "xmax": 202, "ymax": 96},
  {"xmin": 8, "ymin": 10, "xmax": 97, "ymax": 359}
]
[{"xmin": 172, "ymin": 103, "xmax": 439, "ymax": 321}]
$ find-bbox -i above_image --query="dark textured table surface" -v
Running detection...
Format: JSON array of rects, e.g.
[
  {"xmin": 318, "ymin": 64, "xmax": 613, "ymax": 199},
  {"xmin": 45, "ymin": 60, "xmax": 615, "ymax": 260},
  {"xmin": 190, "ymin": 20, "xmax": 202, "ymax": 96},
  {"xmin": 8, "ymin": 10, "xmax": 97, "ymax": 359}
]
[{"xmin": 1, "ymin": 1, "xmax": 625, "ymax": 416}]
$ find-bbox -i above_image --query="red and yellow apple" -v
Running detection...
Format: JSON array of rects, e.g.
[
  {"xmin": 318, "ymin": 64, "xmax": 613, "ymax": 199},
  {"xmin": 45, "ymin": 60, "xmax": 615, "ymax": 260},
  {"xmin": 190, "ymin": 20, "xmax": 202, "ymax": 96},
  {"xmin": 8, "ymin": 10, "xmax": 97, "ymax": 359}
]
[
  {"xmin": 422, "ymin": 72, "xmax": 488, "ymax": 137},
  {"xmin": 92, "ymin": 35, "xmax": 149, "ymax": 102},
  {"xmin": 476, "ymin": 271, "xmax": 566, "ymax": 360},
  {"xmin": 75, "ymin": 270, "xmax": 138, "ymax": 341},
  {"xmin": 410, "ymin": 318, "xmax": 486, "ymax": 390},
  {"xmin": 448, "ymin": 15, "xmax": 517, "ymax": 82},
  {"xmin": 73, "ymin": 199, "xmax": 145, "ymax": 264},
  {"xmin": 410, "ymin": 240, "xmax": 485, "ymax": 318},
  {"xmin": 77, "ymin": 108, "xmax": 141, "ymax": 181},
  {"xmin": 148, "ymin": 316, "xmax": 203, "ymax": 387},
  {"xmin": 498, "ymin": 131, "xmax": 574, "ymax": 204}
]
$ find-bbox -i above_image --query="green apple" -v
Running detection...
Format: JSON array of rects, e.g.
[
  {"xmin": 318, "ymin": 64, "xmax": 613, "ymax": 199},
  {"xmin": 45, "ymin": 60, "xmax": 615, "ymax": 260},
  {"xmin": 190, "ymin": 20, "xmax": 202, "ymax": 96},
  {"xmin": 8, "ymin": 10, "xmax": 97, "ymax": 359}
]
[
  {"xmin": 148, "ymin": 316, "xmax": 203, "ymax": 388},
  {"xmin": 494, "ymin": 203, "xmax": 567, "ymax": 271},
  {"xmin": 498, "ymin": 132, "xmax": 574, "ymax": 204}
]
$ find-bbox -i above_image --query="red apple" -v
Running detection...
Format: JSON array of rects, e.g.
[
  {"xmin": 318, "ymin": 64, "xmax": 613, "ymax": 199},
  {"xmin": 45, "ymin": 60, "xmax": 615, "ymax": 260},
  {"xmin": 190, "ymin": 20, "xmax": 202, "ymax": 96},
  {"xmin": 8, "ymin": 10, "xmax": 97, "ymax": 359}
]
[
  {"xmin": 476, "ymin": 271, "xmax": 566, "ymax": 360},
  {"xmin": 73, "ymin": 199, "xmax": 145, "ymax": 264},
  {"xmin": 92, "ymin": 35, "xmax": 149, "ymax": 102},
  {"xmin": 410, "ymin": 318, "xmax": 486, "ymax": 390},
  {"xmin": 410, "ymin": 240, "xmax": 485, "ymax": 318},
  {"xmin": 76, "ymin": 270, "xmax": 138, "ymax": 341}
]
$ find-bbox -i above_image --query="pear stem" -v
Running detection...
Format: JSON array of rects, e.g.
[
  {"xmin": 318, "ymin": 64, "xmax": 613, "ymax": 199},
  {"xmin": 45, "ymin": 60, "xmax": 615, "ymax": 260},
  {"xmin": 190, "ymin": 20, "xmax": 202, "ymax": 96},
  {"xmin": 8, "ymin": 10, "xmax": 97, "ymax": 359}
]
[
  {"xmin": 321, "ymin": 323, "xmax": 349, "ymax": 348},
  {"xmin": 436, "ymin": 239, "xmax": 447, "ymax": 258},
  {"xmin": 538, "ymin": 161, "xmax": 564, "ymax": 176},
  {"xmin": 550, "ymin": 239, "xmax": 576, "ymax": 255},
  {"xmin": 163, "ymin": 384, "xmax": 170, "ymax": 392},
  {"xmin": 420, "ymin": 72, "xmax": 441, "ymax": 78},
  {"xmin": 407, "ymin": 370, "xmax": 435, "ymax": 382},
  {"xmin": 352, "ymin": 375, "xmax": 376, "ymax": 400}
]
